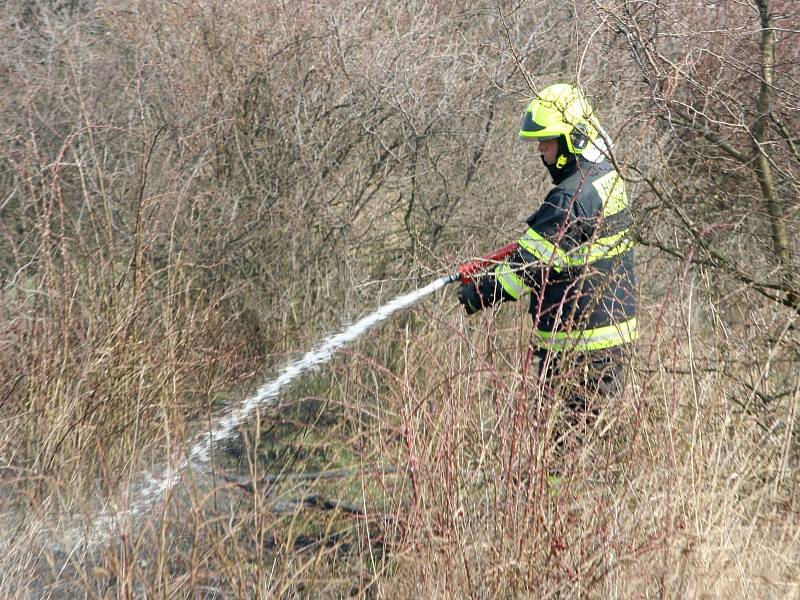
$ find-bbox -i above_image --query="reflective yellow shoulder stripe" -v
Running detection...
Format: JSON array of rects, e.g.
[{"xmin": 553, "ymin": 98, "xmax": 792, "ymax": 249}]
[
  {"xmin": 592, "ymin": 171, "xmax": 629, "ymax": 217},
  {"xmin": 518, "ymin": 227, "xmax": 632, "ymax": 272},
  {"xmin": 495, "ymin": 263, "xmax": 530, "ymax": 300},
  {"xmin": 534, "ymin": 317, "xmax": 638, "ymax": 351}
]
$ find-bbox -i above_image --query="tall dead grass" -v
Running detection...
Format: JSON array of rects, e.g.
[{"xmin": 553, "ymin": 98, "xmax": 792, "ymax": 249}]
[
  {"xmin": 1, "ymin": 0, "xmax": 799, "ymax": 598},
  {"xmin": 12, "ymin": 262, "xmax": 797, "ymax": 598}
]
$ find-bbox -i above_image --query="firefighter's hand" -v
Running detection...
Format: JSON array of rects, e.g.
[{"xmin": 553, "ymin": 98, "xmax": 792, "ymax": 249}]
[{"xmin": 458, "ymin": 283, "xmax": 483, "ymax": 315}]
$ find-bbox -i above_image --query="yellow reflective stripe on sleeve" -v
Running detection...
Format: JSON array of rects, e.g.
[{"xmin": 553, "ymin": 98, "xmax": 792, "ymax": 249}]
[
  {"xmin": 517, "ymin": 228, "xmax": 570, "ymax": 271},
  {"xmin": 534, "ymin": 317, "xmax": 638, "ymax": 351},
  {"xmin": 519, "ymin": 227, "xmax": 632, "ymax": 271},
  {"xmin": 495, "ymin": 263, "xmax": 530, "ymax": 300},
  {"xmin": 592, "ymin": 171, "xmax": 628, "ymax": 217}
]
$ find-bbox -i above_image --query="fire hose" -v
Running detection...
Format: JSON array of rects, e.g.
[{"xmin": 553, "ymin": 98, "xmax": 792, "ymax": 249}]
[{"xmin": 444, "ymin": 242, "xmax": 519, "ymax": 285}]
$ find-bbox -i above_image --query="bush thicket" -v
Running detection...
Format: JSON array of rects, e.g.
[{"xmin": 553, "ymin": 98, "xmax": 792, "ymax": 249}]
[{"xmin": 1, "ymin": 0, "xmax": 800, "ymax": 597}]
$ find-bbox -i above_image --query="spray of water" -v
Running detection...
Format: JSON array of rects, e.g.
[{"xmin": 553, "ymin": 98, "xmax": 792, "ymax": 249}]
[{"xmin": 59, "ymin": 274, "xmax": 454, "ymax": 548}]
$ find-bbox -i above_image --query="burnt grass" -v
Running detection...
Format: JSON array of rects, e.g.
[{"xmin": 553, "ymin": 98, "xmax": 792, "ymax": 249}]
[{"xmin": 210, "ymin": 392, "xmax": 395, "ymax": 587}]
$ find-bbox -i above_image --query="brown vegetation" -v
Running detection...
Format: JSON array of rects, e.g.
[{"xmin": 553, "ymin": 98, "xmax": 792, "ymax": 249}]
[{"xmin": 1, "ymin": 0, "xmax": 799, "ymax": 597}]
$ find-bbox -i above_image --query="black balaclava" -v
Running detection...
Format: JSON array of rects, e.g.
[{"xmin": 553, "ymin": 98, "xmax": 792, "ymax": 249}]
[{"xmin": 541, "ymin": 135, "xmax": 578, "ymax": 184}]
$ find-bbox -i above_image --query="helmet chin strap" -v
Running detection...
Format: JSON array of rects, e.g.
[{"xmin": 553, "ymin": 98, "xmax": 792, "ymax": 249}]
[
  {"xmin": 555, "ymin": 135, "xmax": 572, "ymax": 169},
  {"xmin": 539, "ymin": 136, "xmax": 574, "ymax": 168},
  {"xmin": 542, "ymin": 136, "xmax": 577, "ymax": 183}
]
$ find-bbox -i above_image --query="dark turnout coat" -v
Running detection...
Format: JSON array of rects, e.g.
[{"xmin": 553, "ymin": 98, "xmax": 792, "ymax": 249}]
[{"xmin": 476, "ymin": 157, "xmax": 637, "ymax": 353}]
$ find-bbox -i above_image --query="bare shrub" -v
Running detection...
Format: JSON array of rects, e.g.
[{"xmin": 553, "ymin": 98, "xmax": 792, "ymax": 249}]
[{"xmin": 2, "ymin": 0, "xmax": 800, "ymax": 597}]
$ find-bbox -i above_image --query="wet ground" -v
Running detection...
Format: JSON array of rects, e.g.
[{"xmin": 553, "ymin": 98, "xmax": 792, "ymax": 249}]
[{"xmin": 0, "ymin": 396, "xmax": 392, "ymax": 598}]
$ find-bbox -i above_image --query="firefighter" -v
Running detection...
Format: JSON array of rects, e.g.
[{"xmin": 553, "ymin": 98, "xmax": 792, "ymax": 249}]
[{"xmin": 457, "ymin": 83, "xmax": 637, "ymax": 426}]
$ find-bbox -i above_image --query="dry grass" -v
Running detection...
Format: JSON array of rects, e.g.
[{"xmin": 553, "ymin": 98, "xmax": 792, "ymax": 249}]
[
  {"xmin": 1, "ymin": 0, "xmax": 800, "ymax": 598},
  {"xmin": 2, "ymin": 255, "xmax": 800, "ymax": 598}
]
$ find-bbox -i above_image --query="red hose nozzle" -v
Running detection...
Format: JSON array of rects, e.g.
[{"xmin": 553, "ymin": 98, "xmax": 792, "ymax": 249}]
[{"xmin": 455, "ymin": 242, "xmax": 519, "ymax": 284}]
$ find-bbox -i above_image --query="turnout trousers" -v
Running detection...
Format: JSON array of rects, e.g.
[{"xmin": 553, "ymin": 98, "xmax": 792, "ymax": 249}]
[{"xmin": 535, "ymin": 345, "xmax": 629, "ymax": 423}]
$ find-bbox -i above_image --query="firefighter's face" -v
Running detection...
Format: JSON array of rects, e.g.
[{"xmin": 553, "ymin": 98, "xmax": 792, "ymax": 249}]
[{"xmin": 538, "ymin": 138, "xmax": 559, "ymax": 165}]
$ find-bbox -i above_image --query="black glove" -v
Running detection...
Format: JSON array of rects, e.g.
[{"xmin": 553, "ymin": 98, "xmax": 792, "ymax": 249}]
[{"xmin": 458, "ymin": 282, "xmax": 484, "ymax": 315}]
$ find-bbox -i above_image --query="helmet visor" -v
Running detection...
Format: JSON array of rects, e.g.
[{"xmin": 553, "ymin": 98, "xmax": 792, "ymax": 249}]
[{"xmin": 519, "ymin": 109, "xmax": 561, "ymax": 140}]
